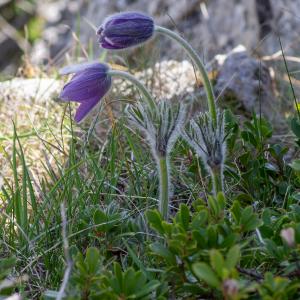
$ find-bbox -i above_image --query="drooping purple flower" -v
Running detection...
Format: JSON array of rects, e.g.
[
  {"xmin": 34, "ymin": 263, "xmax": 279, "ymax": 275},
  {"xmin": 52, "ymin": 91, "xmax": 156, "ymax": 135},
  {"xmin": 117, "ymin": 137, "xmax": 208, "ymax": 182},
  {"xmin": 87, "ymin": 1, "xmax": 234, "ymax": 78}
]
[
  {"xmin": 97, "ymin": 12, "xmax": 154, "ymax": 50},
  {"xmin": 60, "ymin": 62, "xmax": 111, "ymax": 123}
]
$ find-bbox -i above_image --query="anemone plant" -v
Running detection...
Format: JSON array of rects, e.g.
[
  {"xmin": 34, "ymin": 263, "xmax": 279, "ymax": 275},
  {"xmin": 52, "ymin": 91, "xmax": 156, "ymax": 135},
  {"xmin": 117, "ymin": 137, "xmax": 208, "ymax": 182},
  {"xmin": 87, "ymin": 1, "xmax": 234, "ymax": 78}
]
[
  {"xmin": 126, "ymin": 100, "xmax": 187, "ymax": 220},
  {"xmin": 60, "ymin": 11, "xmax": 225, "ymax": 215},
  {"xmin": 182, "ymin": 110, "xmax": 226, "ymax": 196},
  {"xmin": 97, "ymin": 11, "xmax": 224, "ymax": 197}
]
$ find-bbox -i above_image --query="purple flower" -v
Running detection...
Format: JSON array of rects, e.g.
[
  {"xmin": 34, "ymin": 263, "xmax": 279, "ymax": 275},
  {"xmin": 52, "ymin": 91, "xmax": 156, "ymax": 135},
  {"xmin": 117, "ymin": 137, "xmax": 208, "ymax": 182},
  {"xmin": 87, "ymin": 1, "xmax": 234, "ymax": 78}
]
[
  {"xmin": 60, "ymin": 62, "xmax": 111, "ymax": 123},
  {"xmin": 97, "ymin": 12, "xmax": 154, "ymax": 50}
]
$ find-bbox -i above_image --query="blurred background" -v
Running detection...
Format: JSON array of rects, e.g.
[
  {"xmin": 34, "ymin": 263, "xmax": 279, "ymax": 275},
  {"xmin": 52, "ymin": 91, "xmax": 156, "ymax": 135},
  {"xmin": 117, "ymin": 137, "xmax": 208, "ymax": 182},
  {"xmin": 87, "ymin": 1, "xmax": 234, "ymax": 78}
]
[{"xmin": 1, "ymin": 0, "xmax": 300, "ymax": 76}]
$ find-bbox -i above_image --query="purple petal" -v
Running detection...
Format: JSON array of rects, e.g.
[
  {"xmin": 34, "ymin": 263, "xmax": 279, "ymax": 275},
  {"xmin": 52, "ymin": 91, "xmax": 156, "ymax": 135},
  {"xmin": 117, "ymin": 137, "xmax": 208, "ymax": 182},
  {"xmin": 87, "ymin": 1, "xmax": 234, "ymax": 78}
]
[
  {"xmin": 74, "ymin": 96, "xmax": 102, "ymax": 123},
  {"xmin": 60, "ymin": 63, "xmax": 111, "ymax": 103},
  {"xmin": 59, "ymin": 62, "xmax": 100, "ymax": 75},
  {"xmin": 60, "ymin": 72, "xmax": 105, "ymax": 102},
  {"xmin": 59, "ymin": 62, "xmax": 112, "ymax": 122}
]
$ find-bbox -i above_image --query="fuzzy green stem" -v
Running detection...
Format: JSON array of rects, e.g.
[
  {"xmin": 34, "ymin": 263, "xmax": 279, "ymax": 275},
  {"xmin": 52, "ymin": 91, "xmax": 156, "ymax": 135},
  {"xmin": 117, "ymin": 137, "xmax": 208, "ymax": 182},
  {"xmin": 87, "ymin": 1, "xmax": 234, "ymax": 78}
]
[
  {"xmin": 155, "ymin": 25, "xmax": 217, "ymax": 127},
  {"xmin": 158, "ymin": 156, "xmax": 169, "ymax": 220},
  {"xmin": 108, "ymin": 70, "xmax": 156, "ymax": 111},
  {"xmin": 211, "ymin": 167, "xmax": 223, "ymax": 197}
]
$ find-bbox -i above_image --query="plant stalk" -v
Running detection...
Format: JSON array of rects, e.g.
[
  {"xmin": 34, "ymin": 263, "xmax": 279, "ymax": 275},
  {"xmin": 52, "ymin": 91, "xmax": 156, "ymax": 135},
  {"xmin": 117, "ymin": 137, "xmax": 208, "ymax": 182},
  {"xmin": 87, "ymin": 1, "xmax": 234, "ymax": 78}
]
[
  {"xmin": 211, "ymin": 166, "xmax": 223, "ymax": 197},
  {"xmin": 108, "ymin": 70, "xmax": 156, "ymax": 111},
  {"xmin": 155, "ymin": 25, "xmax": 217, "ymax": 127},
  {"xmin": 158, "ymin": 156, "xmax": 169, "ymax": 220}
]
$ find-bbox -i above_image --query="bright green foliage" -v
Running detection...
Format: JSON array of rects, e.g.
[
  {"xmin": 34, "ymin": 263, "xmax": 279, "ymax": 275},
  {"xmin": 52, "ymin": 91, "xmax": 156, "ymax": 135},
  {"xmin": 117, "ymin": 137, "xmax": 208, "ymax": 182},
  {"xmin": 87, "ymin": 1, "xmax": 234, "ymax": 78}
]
[
  {"xmin": 258, "ymin": 272, "xmax": 300, "ymax": 300},
  {"xmin": 230, "ymin": 201, "xmax": 263, "ymax": 232},
  {"xmin": 49, "ymin": 247, "xmax": 161, "ymax": 299},
  {"xmin": 145, "ymin": 200, "xmax": 262, "ymax": 298}
]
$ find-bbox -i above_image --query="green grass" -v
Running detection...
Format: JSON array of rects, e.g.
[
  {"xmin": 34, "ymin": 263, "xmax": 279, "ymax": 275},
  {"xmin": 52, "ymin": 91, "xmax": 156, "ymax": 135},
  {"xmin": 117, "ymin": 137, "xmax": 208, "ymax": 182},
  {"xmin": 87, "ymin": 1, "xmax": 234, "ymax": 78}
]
[{"xmin": 0, "ymin": 108, "xmax": 162, "ymax": 294}]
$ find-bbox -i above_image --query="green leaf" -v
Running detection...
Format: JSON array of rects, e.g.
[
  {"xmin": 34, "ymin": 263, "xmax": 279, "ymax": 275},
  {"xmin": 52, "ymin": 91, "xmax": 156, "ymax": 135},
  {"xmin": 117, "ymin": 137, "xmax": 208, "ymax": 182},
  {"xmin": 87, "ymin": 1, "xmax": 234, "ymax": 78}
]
[
  {"xmin": 225, "ymin": 245, "xmax": 240, "ymax": 270},
  {"xmin": 114, "ymin": 262, "xmax": 124, "ymax": 292},
  {"xmin": 210, "ymin": 250, "xmax": 224, "ymax": 277},
  {"xmin": 161, "ymin": 221, "xmax": 173, "ymax": 236},
  {"xmin": 290, "ymin": 159, "xmax": 300, "ymax": 172},
  {"xmin": 240, "ymin": 206, "xmax": 254, "ymax": 224},
  {"xmin": 208, "ymin": 195, "xmax": 219, "ymax": 217},
  {"xmin": 123, "ymin": 240, "xmax": 147, "ymax": 276},
  {"xmin": 191, "ymin": 210, "xmax": 208, "ymax": 229},
  {"xmin": 133, "ymin": 272, "xmax": 147, "ymax": 292},
  {"xmin": 241, "ymin": 207, "xmax": 262, "ymax": 232},
  {"xmin": 93, "ymin": 209, "xmax": 109, "ymax": 231},
  {"xmin": 146, "ymin": 210, "xmax": 165, "ymax": 235},
  {"xmin": 0, "ymin": 257, "xmax": 16, "ymax": 286},
  {"xmin": 150, "ymin": 243, "xmax": 176, "ymax": 265},
  {"xmin": 124, "ymin": 268, "xmax": 136, "ymax": 295},
  {"xmin": 179, "ymin": 204, "xmax": 190, "ymax": 231},
  {"xmin": 244, "ymin": 217, "xmax": 262, "ymax": 232},
  {"xmin": 207, "ymin": 226, "xmax": 218, "ymax": 247},
  {"xmin": 85, "ymin": 247, "xmax": 100, "ymax": 274},
  {"xmin": 291, "ymin": 117, "xmax": 300, "ymax": 139},
  {"xmin": 241, "ymin": 131, "xmax": 257, "ymax": 147},
  {"xmin": 216, "ymin": 192, "xmax": 226, "ymax": 211},
  {"xmin": 132, "ymin": 280, "xmax": 160, "ymax": 298},
  {"xmin": 234, "ymin": 193, "xmax": 254, "ymax": 205},
  {"xmin": 192, "ymin": 262, "xmax": 221, "ymax": 288},
  {"xmin": 231, "ymin": 201, "xmax": 241, "ymax": 223}
]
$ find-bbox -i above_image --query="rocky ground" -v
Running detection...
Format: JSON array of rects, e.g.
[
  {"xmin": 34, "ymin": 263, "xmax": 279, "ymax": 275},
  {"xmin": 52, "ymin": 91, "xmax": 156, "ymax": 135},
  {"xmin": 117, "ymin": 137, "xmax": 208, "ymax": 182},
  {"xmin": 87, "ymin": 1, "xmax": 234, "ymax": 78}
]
[
  {"xmin": 29, "ymin": 0, "xmax": 300, "ymax": 65},
  {"xmin": 2, "ymin": 0, "xmax": 300, "ymax": 73}
]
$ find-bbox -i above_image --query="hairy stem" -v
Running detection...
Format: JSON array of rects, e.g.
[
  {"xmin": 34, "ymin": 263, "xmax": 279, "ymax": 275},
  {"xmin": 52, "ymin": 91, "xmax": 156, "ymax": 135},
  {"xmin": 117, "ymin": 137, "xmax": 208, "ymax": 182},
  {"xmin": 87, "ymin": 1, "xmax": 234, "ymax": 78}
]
[
  {"xmin": 211, "ymin": 166, "xmax": 223, "ymax": 197},
  {"xmin": 108, "ymin": 69, "xmax": 156, "ymax": 111},
  {"xmin": 158, "ymin": 156, "xmax": 169, "ymax": 220},
  {"xmin": 155, "ymin": 25, "xmax": 217, "ymax": 127}
]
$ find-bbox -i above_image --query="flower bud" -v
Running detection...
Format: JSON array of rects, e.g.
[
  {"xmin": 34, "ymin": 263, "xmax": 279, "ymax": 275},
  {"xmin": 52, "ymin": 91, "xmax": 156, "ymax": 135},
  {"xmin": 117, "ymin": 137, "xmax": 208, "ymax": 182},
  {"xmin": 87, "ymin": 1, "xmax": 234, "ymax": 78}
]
[
  {"xmin": 97, "ymin": 12, "xmax": 154, "ymax": 50},
  {"xmin": 183, "ymin": 111, "xmax": 226, "ymax": 170},
  {"xmin": 126, "ymin": 100, "xmax": 186, "ymax": 157},
  {"xmin": 280, "ymin": 227, "xmax": 295, "ymax": 247},
  {"xmin": 222, "ymin": 279, "xmax": 239, "ymax": 299}
]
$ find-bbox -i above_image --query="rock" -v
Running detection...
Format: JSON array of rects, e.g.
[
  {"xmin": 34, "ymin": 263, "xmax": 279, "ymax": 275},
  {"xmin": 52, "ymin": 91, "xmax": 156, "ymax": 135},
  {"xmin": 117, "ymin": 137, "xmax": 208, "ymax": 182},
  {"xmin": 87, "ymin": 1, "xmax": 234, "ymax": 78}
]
[
  {"xmin": 263, "ymin": 0, "xmax": 300, "ymax": 55},
  {"xmin": 196, "ymin": 0, "xmax": 259, "ymax": 59},
  {"xmin": 31, "ymin": 0, "xmax": 80, "ymax": 66},
  {"xmin": 2, "ymin": 0, "xmax": 299, "ymax": 74},
  {"xmin": 0, "ymin": 78, "xmax": 62, "ymax": 103},
  {"xmin": 134, "ymin": 60, "xmax": 196, "ymax": 100},
  {"xmin": 0, "ymin": 0, "xmax": 33, "ymax": 73},
  {"xmin": 214, "ymin": 45, "xmax": 276, "ymax": 118}
]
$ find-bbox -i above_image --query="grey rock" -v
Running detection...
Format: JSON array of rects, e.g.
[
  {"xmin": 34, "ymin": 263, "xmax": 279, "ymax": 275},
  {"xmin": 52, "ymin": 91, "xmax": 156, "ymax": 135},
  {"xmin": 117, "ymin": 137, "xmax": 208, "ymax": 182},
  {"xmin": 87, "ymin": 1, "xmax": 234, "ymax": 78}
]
[
  {"xmin": 215, "ymin": 46, "xmax": 276, "ymax": 117},
  {"xmin": 0, "ymin": 78, "xmax": 62, "ymax": 103},
  {"xmin": 263, "ymin": 0, "xmax": 300, "ymax": 55}
]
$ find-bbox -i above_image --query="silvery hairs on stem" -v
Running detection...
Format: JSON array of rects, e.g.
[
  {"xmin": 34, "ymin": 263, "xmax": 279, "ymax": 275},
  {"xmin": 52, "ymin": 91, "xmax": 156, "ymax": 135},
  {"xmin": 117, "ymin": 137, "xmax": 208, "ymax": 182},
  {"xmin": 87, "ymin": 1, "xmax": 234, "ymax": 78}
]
[
  {"xmin": 182, "ymin": 110, "xmax": 226, "ymax": 176},
  {"xmin": 126, "ymin": 100, "xmax": 187, "ymax": 159},
  {"xmin": 127, "ymin": 99, "xmax": 187, "ymax": 220}
]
